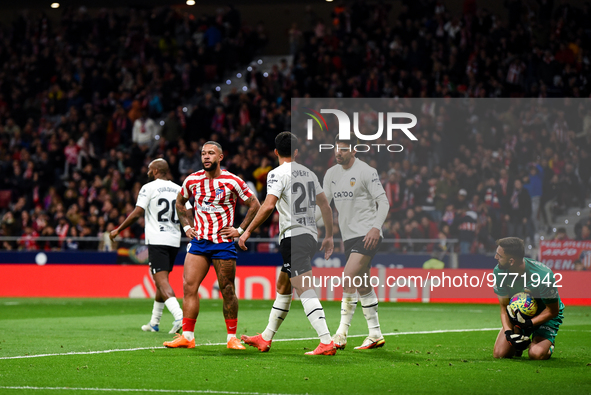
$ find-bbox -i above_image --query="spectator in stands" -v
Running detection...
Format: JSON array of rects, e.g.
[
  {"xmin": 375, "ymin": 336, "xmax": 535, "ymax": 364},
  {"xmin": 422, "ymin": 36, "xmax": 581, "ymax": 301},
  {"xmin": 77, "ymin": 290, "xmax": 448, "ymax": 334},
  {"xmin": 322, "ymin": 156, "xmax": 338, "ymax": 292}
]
[
  {"xmin": 160, "ymin": 108, "xmax": 185, "ymax": 147},
  {"xmin": 1, "ymin": 2, "xmax": 590, "ymax": 255},
  {"xmin": 455, "ymin": 207, "xmax": 477, "ymax": 254},
  {"xmin": 542, "ymin": 174, "xmax": 562, "ymax": 231},
  {"xmin": 578, "ymin": 225, "xmax": 591, "ymax": 241},
  {"xmin": 132, "ymin": 110, "xmax": 157, "ymax": 150},
  {"xmin": 507, "ymin": 179, "xmax": 533, "ymax": 242},
  {"xmin": 523, "ymin": 164, "xmax": 543, "ymax": 234},
  {"xmin": 553, "ymin": 227, "xmax": 570, "ymax": 241},
  {"xmin": 19, "ymin": 226, "xmax": 39, "ymax": 251}
]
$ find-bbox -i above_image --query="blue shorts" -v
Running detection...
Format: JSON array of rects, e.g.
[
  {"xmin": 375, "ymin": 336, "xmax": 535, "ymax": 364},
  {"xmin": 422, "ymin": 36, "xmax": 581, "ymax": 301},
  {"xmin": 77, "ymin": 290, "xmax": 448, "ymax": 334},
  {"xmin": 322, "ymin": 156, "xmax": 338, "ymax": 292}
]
[{"xmin": 187, "ymin": 239, "xmax": 237, "ymax": 261}]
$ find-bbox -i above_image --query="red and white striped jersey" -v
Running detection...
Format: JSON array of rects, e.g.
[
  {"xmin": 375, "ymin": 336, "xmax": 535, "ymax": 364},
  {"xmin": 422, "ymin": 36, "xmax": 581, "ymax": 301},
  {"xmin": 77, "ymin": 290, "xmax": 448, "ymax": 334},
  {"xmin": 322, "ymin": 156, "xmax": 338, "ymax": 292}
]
[{"xmin": 181, "ymin": 170, "xmax": 254, "ymax": 243}]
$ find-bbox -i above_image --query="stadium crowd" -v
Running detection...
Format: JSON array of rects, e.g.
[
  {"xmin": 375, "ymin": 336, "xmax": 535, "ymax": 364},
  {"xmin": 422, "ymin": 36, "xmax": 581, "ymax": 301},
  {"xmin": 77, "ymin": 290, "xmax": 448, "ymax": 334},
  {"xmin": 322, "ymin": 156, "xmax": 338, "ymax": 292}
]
[{"xmin": 0, "ymin": 0, "xmax": 590, "ymax": 254}]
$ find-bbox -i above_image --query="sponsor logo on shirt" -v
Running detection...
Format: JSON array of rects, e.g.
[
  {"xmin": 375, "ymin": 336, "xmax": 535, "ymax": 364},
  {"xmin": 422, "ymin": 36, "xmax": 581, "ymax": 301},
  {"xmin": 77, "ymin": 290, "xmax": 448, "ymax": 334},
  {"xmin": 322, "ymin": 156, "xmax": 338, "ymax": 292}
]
[
  {"xmin": 334, "ymin": 191, "xmax": 354, "ymax": 198},
  {"xmin": 195, "ymin": 204, "xmax": 224, "ymax": 213}
]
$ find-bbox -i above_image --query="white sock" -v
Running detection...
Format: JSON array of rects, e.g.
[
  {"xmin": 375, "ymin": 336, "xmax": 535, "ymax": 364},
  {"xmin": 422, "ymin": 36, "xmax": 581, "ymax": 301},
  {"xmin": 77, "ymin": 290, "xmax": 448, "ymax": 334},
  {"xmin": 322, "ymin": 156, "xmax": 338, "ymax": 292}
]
[
  {"xmin": 183, "ymin": 332, "xmax": 194, "ymax": 341},
  {"xmin": 262, "ymin": 293, "xmax": 292, "ymax": 341},
  {"xmin": 164, "ymin": 297, "xmax": 183, "ymax": 321},
  {"xmin": 227, "ymin": 334, "xmax": 237, "ymax": 341},
  {"xmin": 300, "ymin": 289, "xmax": 331, "ymax": 344},
  {"xmin": 336, "ymin": 291, "xmax": 358, "ymax": 336},
  {"xmin": 150, "ymin": 301, "xmax": 165, "ymax": 326},
  {"xmin": 359, "ymin": 290, "xmax": 382, "ymax": 339}
]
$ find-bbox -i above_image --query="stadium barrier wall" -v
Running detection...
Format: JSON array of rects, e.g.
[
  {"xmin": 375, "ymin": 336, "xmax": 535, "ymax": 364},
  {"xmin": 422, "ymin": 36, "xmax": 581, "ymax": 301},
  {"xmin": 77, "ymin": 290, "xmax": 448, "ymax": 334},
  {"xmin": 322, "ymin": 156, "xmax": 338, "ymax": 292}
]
[
  {"xmin": 0, "ymin": 250, "xmax": 560, "ymax": 270},
  {"xmin": 1, "ymin": 261, "xmax": 589, "ymax": 305},
  {"xmin": 0, "ymin": 251, "xmax": 445, "ymax": 268}
]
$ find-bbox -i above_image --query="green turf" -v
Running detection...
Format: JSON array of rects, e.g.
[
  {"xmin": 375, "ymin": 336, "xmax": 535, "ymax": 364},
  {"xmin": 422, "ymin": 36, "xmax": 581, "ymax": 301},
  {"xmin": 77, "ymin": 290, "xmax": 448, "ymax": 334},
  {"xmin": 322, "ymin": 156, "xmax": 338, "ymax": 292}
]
[{"xmin": 0, "ymin": 298, "xmax": 590, "ymax": 394}]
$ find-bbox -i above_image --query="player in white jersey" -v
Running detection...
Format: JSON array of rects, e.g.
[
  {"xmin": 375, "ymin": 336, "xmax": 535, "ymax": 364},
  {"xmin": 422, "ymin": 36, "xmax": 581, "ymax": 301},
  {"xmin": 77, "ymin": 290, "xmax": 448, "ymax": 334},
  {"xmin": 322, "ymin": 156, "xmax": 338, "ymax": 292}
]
[
  {"xmin": 321, "ymin": 137, "xmax": 390, "ymax": 350},
  {"xmin": 164, "ymin": 141, "xmax": 260, "ymax": 350},
  {"xmin": 110, "ymin": 159, "xmax": 184, "ymax": 334},
  {"xmin": 238, "ymin": 132, "xmax": 337, "ymax": 356}
]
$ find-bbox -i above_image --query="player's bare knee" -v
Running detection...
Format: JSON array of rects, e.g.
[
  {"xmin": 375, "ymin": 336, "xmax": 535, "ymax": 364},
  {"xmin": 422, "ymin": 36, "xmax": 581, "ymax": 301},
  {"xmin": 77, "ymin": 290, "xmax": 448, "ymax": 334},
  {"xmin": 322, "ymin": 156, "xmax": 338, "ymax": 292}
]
[
  {"xmin": 157, "ymin": 284, "xmax": 175, "ymax": 299},
  {"xmin": 493, "ymin": 340, "xmax": 513, "ymax": 359},
  {"xmin": 493, "ymin": 347, "xmax": 508, "ymax": 359},
  {"xmin": 528, "ymin": 347, "xmax": 550, "ymax": 360},
  {"xmin": 154, "ymin": 276, "xmax": 173, "ymax": 296},
  {"xmin": 357, "ymin": 286, "xmax": 372, "ymax": 295},
  {"xmin": 277, "ymin": 281, "xmax": 292, "ymax": 295},
  {"xmin": 183, "ymin": 279, "xmax": 199, "ymax": 296}
]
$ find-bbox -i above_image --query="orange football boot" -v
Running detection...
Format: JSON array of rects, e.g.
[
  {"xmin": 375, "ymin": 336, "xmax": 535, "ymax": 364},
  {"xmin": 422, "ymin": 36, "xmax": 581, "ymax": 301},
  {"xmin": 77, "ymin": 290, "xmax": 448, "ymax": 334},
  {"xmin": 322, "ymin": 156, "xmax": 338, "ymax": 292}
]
[
  {"xmin": 305, "ymin": 341, "xmax": 337, "ymax": 355},
  {"xmin": 241, "ymin": 334, "xmax": 272, "ymax": 352},
  {"xmin": 227, "ymin": 337, "xmax": 246, "ymax": 350},
  {"xmin": 163, "ymin": 334, "xmax": 195, "ymax": 348}
]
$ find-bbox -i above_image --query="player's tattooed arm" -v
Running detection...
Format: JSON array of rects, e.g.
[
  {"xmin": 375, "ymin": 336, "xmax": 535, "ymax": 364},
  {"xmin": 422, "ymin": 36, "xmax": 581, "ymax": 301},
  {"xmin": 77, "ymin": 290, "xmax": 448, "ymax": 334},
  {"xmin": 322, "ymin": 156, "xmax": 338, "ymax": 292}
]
[
  {"xmin": 220, "ymin": 195, "xmax": 260, "ymax": 239},
  {"xmin": 239, "ymin": 195, "xmax": 261, "ymax": 230},
  {"xmin": 176, "ymin": 192, "xmax": 196, "ymax": 238}
]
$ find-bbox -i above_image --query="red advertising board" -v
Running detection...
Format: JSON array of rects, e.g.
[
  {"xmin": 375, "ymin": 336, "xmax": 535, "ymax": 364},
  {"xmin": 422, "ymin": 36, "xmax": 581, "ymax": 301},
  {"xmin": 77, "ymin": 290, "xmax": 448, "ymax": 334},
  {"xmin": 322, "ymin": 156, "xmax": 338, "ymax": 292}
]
[
  {"xmin": 1, "ymin": 265, "xmax": 589, "ymax": 305},
  {"xmin": 539, "ymin": 240, "xmax": 591, "ymax": 270}
]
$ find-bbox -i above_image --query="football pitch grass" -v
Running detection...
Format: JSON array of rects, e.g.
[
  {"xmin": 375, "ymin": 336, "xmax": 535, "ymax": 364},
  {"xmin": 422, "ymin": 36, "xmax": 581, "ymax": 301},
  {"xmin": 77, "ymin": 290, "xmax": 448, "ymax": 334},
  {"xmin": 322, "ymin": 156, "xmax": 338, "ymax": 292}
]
[{"xmin": 0, "ymin": 299, "xmax": 590, "ymax": 395}]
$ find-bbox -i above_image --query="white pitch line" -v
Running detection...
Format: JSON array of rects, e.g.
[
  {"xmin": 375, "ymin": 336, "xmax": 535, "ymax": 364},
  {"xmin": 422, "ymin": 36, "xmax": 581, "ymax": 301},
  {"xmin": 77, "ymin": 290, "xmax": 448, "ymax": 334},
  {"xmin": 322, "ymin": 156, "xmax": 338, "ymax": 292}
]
[
  {"xmin": 0, "ymin": 328, "xmax": 500, "ymax": 360},
  {"xmin": 0, "ymin": 387, "xmax": 297, "ymax": 395},
  {"xmin": 0, "ymin": 347, "xmax": 169, "ymax": 360}
]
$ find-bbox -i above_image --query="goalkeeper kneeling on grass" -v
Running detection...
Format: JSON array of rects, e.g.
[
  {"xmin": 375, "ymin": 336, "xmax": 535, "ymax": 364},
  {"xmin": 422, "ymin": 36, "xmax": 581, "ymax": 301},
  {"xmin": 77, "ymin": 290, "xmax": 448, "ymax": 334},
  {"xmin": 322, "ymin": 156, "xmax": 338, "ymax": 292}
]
[{"xmin": 492, "ymin": 237, "xmax": 564, "ymax": 360}]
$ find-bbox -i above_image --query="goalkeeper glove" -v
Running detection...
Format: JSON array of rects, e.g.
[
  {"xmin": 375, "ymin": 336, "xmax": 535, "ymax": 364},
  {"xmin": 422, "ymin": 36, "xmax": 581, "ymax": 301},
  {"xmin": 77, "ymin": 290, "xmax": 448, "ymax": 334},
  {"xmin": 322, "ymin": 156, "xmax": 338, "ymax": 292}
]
[
  {"xmin": 506, "ymin": 306, "xmax": 533, "ymax": 332},
  {"xmin": 504, "ymin": 330, "xmax": 531, "ymax": 351}
]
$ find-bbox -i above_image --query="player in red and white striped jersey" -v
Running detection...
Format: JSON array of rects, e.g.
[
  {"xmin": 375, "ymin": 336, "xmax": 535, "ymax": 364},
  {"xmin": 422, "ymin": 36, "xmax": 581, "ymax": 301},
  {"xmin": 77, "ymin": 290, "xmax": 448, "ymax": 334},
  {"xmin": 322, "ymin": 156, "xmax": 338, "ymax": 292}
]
[
  {"xmin": 163, "ymin": 141, "xmax": 260, "ymax": 350},
  {"xmin": 181, "ymin": 168, "xmax": 251, "ymax": 244}
]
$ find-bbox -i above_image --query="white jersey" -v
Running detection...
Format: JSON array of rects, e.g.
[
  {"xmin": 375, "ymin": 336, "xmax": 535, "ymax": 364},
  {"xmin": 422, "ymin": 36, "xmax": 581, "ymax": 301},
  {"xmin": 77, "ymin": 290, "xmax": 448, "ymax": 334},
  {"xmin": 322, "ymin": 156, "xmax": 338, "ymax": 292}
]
[
  {"xmin": 323, "ymin": 158, "xmax": 386, "ymax": 241},
  {"xmin": 136, "ymin": 179, "xmax": 182, "ymax": 247},
  {"xmin": 266, "ymin": 161, "xmax": 322, "ymax": 241}
]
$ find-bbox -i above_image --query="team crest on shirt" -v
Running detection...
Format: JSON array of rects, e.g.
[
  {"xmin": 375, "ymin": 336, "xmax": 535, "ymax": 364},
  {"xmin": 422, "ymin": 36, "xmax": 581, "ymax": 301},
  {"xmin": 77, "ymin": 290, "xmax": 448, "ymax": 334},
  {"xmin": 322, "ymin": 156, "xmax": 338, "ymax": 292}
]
[
  {"xmin": 215, "ymin": 187, "xmax": 225, "ymax": 198},
  {"xmin": 350, "ymin": 177, "xmax": 356, "ymax": 187}
]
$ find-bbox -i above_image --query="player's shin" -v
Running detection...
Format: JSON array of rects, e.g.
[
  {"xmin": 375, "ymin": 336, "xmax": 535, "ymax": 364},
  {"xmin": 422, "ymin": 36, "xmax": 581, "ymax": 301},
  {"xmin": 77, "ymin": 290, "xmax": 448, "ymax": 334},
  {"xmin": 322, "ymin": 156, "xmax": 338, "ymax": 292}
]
[
  {"xmin": 262, "ymin": 292, "xmax": 292, "ymax": 341},
  {"xmin": 300, "ymin": 289, "xmax": 331, "ymax": 344},
  {"xmin": 164, "ymin": 297, "xmax": 183, "ymax": 321},
  {"xmin": 150, "ymin": 301, "xmax": 165, "ymax": 326},
  {"xmin": 182, "ymin": 318, "xmax": 197, "ymax": 341},
  {"xmin": 225, "ymin": 318, "xmax": 238, "ymax": 341},
  {"xmin": 336, "ymin": 292, "xmax": 358, "ymax": 336},
  {"xmin": 359, "ymin": 290, "xmax": 382, "ymax": 339}
]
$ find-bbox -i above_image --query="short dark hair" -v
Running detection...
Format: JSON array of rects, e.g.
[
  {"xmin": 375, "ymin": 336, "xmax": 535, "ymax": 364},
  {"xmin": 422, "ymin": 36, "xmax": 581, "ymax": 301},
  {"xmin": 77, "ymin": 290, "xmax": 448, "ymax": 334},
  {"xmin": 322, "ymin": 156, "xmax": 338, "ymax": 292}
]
[
  {"xmin": 335, "ymin": 134, "xmax": 360, "ymax": 145},
  {"xmin": 496, "ymin": 237, "xmax": 525, "ymax": 261},
  {"xmin": 203, "ymin": 141, "xmax": 223, "ymax": 154},
  {"xmin": 275, "ymin": 132, "xmax": 297, "ymax": 157}
]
